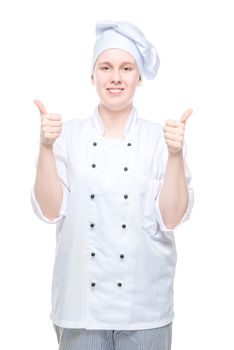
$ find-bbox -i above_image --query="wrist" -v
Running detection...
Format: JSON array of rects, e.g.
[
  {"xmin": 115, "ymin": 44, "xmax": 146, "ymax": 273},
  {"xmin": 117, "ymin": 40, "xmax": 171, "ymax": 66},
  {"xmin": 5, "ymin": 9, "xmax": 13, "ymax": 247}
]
[
  {"xmin": 39, "ymin": 141, "xmax": 53, "ymax": 150},
  {"xmin": 168, "ymin": 149, "xmax": 183, "ymax": 159}
]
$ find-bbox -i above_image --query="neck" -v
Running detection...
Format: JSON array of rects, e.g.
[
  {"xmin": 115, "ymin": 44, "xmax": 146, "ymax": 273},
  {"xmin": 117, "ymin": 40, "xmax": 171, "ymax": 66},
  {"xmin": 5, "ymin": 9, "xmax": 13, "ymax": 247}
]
[{"xmin": 98, "ymin": 103, "xmax": 133, "ymax": 132}]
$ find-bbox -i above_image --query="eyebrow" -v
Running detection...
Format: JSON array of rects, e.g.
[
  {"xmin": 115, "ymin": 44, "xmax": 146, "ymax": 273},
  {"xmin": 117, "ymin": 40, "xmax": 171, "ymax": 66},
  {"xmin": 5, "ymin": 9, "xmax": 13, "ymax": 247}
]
[{"xmin": 97, "ymin": 61, "xmax": 135, "ymax": 66}]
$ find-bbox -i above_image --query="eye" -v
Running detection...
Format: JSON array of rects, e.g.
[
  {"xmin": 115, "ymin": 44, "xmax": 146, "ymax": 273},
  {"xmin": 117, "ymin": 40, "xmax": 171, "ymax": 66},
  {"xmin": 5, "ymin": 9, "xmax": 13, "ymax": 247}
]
[
  {"xmin": 123, "ymin": 67, "xmax": 132, "ymax": 71},
  {"xmin": 101, "ymin": 66, "xmax": 110, "ymax": 71}
]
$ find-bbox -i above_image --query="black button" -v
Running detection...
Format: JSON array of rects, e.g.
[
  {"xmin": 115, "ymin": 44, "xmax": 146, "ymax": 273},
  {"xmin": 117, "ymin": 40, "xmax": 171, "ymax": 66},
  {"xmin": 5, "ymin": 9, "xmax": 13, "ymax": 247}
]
[
  {"xmin": 122, "ymin": 224, "xmax": 126, "ymax": 229},
  {"xmin": 90, "ymin": 223, "xmax": 95, "ymax": 228},
  {"xmin": 124, "ymin": 194, "xmax": 128, "ymax": 199},
  {"xmin": 117, "ymin": 282, "xmax": 122, "ymax": 287},
  {"xmin": 90, "ymin": 194, "xmax": 95, "ymax": 199},
  {"xmin": 93, "ymin": 142, "xmax": 97, "ymax": 146},
  {"xmin": 124, "ymin": 167, "xmax": 128, "ymax": 171},
  {"xmin": 92, "ymin": 164, "xmax": 96, "ymax": 168},
  {"xmin": 91, "ymin": 252, "xmax": 95, "ymax": 257},
  {"xmin": 120, "ymin": 254, "xmax": 124, "ymax": 259},
  {"xmin": 91, "ymin": 282, "xmax": 96, "ymax": 287},
  {"xmin": 127, "ymin": 142, "xmax": 131, "ymax": 146}
]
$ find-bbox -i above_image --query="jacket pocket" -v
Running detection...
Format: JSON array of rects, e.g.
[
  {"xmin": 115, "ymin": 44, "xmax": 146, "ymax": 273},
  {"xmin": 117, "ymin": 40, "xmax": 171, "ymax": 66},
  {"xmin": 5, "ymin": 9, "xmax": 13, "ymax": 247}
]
[{"xmin": 140, "ymin": 175, "xmax": 160, "ymax": 233}]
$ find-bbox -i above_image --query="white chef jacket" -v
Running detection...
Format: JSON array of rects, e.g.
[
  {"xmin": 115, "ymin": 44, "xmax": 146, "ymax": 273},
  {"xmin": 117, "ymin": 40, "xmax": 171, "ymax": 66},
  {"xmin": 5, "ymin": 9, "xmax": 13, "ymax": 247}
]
[{"xmin": 31, "ymin": 104, "xmax": 194, "ymax": 330}]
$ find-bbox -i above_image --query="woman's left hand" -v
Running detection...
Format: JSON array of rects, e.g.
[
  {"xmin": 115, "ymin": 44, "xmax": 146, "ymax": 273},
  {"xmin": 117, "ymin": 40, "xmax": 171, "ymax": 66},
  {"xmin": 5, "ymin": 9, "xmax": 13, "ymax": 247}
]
[{"xmin": 163, "ymin": 108, "xmax": 193, "ymax": 155}]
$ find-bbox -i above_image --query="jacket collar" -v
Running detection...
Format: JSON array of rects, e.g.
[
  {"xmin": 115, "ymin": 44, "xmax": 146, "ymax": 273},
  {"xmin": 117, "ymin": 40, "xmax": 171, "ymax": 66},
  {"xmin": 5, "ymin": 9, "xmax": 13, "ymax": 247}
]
[{"xmin": 92, "ymin": 104, "xmax": 138, "ymax": 138}]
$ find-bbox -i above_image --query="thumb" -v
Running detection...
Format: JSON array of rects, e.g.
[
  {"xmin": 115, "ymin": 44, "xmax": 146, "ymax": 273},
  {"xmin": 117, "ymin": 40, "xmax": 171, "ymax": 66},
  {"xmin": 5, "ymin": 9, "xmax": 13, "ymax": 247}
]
[
  {"xmin": 180, "ymin": 108, "xmax": 193, "ymax": 124},
  {"xmin": 34, "ymin": 99, "xmax": 47, "ymax": 117}
]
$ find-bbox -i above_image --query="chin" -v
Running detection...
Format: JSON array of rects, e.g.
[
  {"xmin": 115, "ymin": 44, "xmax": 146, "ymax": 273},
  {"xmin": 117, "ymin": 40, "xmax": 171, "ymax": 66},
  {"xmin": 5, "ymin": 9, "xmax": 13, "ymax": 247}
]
[
  {"xmin": 108, "ymin": 103, "xmax": 131, "ymax": 112},
  {"xmin": 100, "ymin": 98, "xmax": 128, "ymax": 110}
]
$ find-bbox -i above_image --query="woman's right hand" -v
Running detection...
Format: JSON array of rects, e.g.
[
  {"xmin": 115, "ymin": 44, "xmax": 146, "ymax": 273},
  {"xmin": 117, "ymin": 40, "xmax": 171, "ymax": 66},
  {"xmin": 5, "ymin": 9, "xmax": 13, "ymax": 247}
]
[{"xmin": 34, "ymin": 99, "xmax": 63, "ymax": 146}]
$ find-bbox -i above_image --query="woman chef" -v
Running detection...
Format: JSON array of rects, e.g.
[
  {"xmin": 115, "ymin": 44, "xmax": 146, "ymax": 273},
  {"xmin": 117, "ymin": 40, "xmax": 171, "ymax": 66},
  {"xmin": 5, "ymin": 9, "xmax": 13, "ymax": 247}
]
[{"xmin": 31, "ymin": 20, "xmax": 194, "ymax": 350}]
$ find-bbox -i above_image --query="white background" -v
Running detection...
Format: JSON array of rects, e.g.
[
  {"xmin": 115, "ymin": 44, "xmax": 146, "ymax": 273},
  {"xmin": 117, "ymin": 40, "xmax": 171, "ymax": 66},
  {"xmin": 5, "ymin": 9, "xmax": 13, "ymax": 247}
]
[{"xmin": 0, "ymin": 0, "xmax": 233, "ymax": 349}]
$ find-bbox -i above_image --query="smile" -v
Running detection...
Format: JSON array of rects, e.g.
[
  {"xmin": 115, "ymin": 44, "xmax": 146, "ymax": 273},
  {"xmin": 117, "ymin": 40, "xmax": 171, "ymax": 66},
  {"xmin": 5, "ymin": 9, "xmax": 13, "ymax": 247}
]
[{"xmin": 106, "ymin": 88, "xmax": 124, "ymax": 95}]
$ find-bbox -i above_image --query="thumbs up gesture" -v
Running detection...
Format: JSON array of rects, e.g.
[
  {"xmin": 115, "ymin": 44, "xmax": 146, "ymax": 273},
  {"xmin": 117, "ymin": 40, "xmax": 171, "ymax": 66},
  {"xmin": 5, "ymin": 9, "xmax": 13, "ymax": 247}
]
[
  {"xmin": 163, "ymin": 108, "xmax": 193, "ymax": 155},
  {"xmin": 34, "ymin": 99, "xmax": 63, "ymax": 146}
]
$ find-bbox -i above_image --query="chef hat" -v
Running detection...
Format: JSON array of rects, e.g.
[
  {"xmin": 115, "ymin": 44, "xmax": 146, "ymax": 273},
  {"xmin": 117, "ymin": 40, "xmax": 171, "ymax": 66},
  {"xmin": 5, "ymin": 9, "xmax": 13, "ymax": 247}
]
[{"xmin": 91, "ymin": 20, "xmax": 160, "ymax": 80}]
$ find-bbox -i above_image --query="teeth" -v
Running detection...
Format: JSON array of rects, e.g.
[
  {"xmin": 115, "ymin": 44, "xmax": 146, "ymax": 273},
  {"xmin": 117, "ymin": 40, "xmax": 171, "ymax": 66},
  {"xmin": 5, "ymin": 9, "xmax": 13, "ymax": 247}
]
[{"xmin": 107, "ymin": 88, "xmax": 123, "ymax": 95}]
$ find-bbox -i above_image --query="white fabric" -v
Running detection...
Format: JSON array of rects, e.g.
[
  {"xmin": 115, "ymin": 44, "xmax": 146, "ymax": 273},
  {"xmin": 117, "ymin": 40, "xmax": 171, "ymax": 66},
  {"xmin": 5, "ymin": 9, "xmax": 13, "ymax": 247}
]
[
  {"xmin": 30, "ymin": 106, "xmax": 194, "ymax": 330},
  {"xmin": 91, "ymin": 20, "xmax": 160, "ymax": 80}
]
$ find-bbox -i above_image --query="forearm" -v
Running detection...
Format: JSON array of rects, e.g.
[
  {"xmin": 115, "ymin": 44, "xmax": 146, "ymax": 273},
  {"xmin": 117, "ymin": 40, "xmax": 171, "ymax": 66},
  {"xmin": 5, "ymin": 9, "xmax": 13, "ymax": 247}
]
[
  {"xmin": 159, "ymin": 150, "xmax": 188, "ymax": 229},
  {"xmin": 34, "ymin": 143, "xmax": 63, "ymax": 220}
]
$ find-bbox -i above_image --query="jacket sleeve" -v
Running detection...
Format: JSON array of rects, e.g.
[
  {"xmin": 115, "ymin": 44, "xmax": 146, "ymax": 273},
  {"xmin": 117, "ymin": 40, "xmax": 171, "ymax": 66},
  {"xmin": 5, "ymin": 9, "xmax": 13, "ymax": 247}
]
[
  {"xmin": 154, "ymin": 129, "xmax": 194, "ymax": 232},
  {"xmin": 30, "ymin": 126, "xmax": 70, "ymax": 224}
]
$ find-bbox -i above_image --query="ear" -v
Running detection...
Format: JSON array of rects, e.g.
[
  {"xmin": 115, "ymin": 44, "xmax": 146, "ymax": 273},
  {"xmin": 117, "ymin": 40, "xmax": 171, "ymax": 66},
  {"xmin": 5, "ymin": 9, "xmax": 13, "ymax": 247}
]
[
  {"xmin": 137, "ymin": 78, "xmax": 142, "ymax": 87},
  {"xmin": 91, "ymin": 75, "xmax": 95, "ymax": 85}
]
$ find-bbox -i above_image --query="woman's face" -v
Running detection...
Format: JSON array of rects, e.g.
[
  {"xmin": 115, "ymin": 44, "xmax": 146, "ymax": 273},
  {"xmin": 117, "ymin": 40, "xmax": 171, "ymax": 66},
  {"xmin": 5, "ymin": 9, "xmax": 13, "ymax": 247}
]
[{"xmin": 91, "ymin": 48, "xmax": 142, "ymax": 111}]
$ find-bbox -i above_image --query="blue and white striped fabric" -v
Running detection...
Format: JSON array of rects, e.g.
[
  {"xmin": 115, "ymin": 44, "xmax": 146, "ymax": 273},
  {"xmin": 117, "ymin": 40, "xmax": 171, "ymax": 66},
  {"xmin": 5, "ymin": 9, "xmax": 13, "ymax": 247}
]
[{"xmin": 53, "ymin": 322, "xmax": 172, "ymax": 350}]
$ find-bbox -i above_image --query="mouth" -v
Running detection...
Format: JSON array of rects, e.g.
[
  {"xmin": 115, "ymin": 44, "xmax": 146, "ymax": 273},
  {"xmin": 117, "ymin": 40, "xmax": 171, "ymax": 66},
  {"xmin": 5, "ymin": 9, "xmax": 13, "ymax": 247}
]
[{"xmin": 106, "ymin": 88, "xmax": 124, "ymax": 96}]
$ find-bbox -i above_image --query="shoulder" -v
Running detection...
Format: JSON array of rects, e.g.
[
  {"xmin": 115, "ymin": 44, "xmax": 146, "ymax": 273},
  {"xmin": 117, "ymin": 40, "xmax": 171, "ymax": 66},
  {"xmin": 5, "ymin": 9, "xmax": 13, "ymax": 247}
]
[
  {"xmin": 63, "ymin": 117, "xmax": 84, "ymax": 130},
  {"xmin": 139, "ymin": 117, "xmax": 163, "ymax": 131},
  {"xmin": 137, "ymin": 116, "xmax": 164, "ymax": 143},
  {"xmin": 62, "ymin": 116, "xmax": 91, "ymax": 137}
]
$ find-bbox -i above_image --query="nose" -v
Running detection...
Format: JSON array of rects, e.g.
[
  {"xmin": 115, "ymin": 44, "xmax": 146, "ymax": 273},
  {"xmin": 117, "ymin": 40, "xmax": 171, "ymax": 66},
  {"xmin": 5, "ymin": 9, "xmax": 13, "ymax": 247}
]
[{"xmin": 111, "ymin": 68, "xmax": 121, "ymax": 83}]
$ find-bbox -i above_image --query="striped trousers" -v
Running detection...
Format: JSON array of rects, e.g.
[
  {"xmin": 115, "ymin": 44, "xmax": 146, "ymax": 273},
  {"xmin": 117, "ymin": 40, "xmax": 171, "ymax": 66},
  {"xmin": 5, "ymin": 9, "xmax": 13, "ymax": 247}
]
[{"xmin": 53, "ymin": 322, "xmax": 172, "ymax": 350}]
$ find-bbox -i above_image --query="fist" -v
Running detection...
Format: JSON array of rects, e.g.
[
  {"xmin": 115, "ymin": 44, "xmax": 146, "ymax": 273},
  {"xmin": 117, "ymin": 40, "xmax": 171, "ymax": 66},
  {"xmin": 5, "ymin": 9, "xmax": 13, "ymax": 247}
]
[
  {"xmin": 163, "ymin": 108, "xmax": 193, "ymax": 155},
  {"xmin": 34, "ymin": 99, "xmax": 63, "ymax": 146}
]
